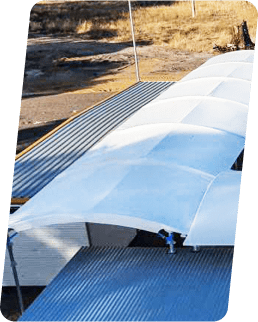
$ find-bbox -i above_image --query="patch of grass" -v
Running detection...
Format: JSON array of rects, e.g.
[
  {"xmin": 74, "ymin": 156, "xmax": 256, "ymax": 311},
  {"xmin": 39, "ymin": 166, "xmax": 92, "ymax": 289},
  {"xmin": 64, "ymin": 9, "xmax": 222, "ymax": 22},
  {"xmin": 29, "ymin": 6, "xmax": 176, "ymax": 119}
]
[
  {"xmin": 76, "ymin": 20, "xmax": 93, "ymax": 34},
  {"xmin": 32, "ymin": 1, "xmax": 257, "ymax": 53},
  {"xmin": 30, "ymin": 1, "xmax": 129, "ymax": 35},
  {"xmin": 90, "ymin": 1, "xmax": 258, "ymax": 52}
]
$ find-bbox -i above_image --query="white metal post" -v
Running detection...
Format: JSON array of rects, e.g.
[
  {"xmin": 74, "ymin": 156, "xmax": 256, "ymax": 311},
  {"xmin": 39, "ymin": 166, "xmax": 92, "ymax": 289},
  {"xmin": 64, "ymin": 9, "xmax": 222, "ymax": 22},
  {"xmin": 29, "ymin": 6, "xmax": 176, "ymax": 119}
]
[
  {"xmin": 191, "ymin": 0, "xmax": 196, "ymax": 18},
  {"xmin": 128, "ymin": 0, "xmax": 140, "ymax": 82}
]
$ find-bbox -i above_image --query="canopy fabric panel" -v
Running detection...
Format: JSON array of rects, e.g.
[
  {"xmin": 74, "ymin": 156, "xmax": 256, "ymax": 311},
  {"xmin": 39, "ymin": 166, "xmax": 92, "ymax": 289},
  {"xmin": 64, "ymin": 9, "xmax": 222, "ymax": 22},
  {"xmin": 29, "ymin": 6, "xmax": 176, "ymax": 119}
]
[
  {"xmin": 8, "ymin": 123, "xmax": 242, "ymax": 234},
  {"xmin": 8, "ymin": 162, "xmax": 212, "ymax": 234},
  {"xmin": 184, "ymin": 171, "xmax": 242, "ymax": 246},
  {"xmin": 87, "ymin": 123, "xmax": 243, "ymax": 176},
  {"xmin": 182, "ymin": 62, "xmax": 254, "ymax": 82},
  {"xmin": 9, "ymin": 51, "xmax": 253, "ymax": 245},
  {"xmin": 119, "ymin": 50, "xmax": 253, "ymax": 137},
  {"xmin": 152, "ymin": 78, "xmax": 251, "ymax": 106},
  {"xmin": 118, "ymin": 97, "xmax": 248, "ymax": 137},
  {"xmin": 200, "ymin": 50, "xmax": 254, "ymax": 66}
]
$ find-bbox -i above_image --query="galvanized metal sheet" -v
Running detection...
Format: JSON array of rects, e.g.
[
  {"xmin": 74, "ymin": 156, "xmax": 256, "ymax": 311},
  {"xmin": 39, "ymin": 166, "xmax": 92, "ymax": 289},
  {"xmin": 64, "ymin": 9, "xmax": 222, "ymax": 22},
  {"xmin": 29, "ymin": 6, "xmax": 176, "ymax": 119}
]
[
  {"xmin": 19, "ymin": 246, "xmax": 234, "ymax": 321},
  {"xmin": 12, "ymin": 82, "xmax": 173, "ymax": 198}
]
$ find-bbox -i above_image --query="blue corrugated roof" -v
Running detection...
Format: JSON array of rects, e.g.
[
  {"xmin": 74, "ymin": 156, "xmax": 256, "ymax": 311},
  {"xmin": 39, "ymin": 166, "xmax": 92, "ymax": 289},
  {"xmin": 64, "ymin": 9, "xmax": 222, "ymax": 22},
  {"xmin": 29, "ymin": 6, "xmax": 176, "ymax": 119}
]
[{"xmin": 19, "ymin": 246, "xmax": 233, "ymax": 321}]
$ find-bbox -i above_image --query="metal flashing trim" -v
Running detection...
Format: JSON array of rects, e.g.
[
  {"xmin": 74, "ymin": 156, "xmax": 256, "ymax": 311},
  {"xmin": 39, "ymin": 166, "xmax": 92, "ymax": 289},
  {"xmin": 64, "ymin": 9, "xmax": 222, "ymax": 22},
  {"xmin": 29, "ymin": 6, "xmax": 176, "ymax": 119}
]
[{"xmin": 11, "ymin": 198, "xmax": 30, "ymax": 205}]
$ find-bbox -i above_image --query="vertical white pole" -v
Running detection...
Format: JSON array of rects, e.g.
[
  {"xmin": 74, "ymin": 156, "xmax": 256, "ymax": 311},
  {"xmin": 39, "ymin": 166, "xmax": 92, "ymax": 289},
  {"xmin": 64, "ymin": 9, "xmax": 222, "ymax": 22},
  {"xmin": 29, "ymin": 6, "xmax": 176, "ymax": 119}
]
[
  {"xmin": 191, "ymin": 0, "xmax": 196, "ymax": 18},
  {"xmin": 128, "ymin": 0, "xmax": 140, "ymax": 82}
]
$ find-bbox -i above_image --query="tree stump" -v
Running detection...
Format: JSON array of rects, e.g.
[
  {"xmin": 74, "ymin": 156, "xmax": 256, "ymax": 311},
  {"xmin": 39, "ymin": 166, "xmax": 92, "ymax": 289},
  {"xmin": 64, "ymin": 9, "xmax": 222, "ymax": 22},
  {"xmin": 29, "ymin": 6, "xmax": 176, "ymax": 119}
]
[{"xmin": 213, "ymin": 20, "xmax": 255, "ymax": 52}]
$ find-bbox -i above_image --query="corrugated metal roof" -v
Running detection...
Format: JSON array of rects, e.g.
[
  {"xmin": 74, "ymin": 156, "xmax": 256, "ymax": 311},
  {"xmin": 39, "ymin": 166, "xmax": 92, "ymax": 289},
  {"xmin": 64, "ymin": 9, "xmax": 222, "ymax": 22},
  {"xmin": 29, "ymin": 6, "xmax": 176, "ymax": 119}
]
[
  {"xmin": 19, "ymin": 246, "xmax": 233, "ymax": 321},
  {"xmin": 12, "ymin": 82, "xmax": 173, "ymax": 199}
]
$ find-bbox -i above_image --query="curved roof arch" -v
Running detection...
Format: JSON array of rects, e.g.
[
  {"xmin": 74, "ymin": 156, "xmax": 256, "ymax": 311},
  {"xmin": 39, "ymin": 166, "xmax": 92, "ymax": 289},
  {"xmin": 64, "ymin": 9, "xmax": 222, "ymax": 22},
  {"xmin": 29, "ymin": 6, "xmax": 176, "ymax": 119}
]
[
  {"xmin": 200, "ymin": 50, "xmax": 254, "ymax": 66},
  {"xmin": 155, "ymin": 77, "xmax": 251, "ymax": 106},
  {"xmin": 181, "ymin": 62, "xmax": 253, "ymax": 82},
  {"xmin": 118, "ymin": 96, "xmax": 248, "ymax": 137},
  {"xmin": 9, "ymin": 51, "xmax": 254, "ymax": 245}
]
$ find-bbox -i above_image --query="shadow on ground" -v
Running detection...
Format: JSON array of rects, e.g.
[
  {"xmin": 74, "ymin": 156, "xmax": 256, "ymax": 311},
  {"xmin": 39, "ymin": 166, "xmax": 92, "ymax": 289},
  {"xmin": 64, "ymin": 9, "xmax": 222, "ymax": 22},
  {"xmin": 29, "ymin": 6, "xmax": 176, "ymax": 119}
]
[
  {"xmin": 16, "ymin": 120, "xmax": 66, "ymax": 154},
  {"xmin": 23, "ymin": 39, "xmax": 151, "ymax": 97}
]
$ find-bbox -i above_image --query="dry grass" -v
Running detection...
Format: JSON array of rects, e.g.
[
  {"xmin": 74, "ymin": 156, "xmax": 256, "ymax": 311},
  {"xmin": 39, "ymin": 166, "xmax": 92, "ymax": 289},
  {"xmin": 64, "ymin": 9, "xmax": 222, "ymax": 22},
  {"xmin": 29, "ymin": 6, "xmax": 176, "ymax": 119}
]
[
  {"xmin": 76, "ymin": 20, "xmax": 93, "ymax": 34},
  {"xmin": 76, "ymin": 1, "xmax": 258, "ymax": 53}
]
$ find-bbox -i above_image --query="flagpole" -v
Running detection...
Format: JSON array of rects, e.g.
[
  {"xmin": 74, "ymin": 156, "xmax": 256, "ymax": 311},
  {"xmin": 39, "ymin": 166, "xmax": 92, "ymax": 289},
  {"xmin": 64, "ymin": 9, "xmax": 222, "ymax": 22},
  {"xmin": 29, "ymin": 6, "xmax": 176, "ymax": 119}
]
[{"xmin": 128, "ymin": 0, "xmax": 140, "ymax": 82}]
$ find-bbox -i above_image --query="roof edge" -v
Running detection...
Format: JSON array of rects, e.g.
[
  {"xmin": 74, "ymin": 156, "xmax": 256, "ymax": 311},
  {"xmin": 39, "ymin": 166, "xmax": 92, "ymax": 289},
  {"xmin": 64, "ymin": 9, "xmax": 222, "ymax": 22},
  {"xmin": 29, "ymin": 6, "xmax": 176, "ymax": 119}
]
[
  {"xmin": 11, "ymin": 197, "xmax": 29, "ymax": 205},
  {"xmin": 15, "ymin": 82, "xmax": 139, "ymax": 161}
]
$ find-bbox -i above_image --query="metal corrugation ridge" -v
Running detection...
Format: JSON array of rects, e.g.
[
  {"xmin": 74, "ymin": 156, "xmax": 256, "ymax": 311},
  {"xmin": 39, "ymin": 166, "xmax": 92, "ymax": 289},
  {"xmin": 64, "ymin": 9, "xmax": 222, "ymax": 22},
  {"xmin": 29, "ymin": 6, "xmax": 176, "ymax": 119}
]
[
  {"xmin": 12, "ymin": 82, "xmax": 173, "ymax": 199},
  {"xmin": 19, "ymin": 246, "xmax": 233, "ymax": 321}
]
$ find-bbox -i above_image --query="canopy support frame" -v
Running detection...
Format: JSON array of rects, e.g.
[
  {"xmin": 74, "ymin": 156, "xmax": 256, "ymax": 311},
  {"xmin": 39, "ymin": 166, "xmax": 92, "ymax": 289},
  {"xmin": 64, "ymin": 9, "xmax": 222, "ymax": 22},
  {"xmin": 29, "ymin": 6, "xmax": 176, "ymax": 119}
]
[
  {"xmin": 7, "ymin": 229, "xmax": 24, "ymax": 314},
  {"xmin": 158, "ymin": 230, "xmax": 176, "ymax": 254}
]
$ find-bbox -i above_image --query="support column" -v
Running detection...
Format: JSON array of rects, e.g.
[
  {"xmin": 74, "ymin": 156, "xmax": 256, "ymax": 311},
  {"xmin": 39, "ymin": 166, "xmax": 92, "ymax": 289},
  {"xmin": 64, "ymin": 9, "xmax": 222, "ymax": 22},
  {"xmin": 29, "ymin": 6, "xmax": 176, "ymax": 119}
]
[{"xmin": 7, "ymin": 229, "xmax": 24, "ymax": 314}]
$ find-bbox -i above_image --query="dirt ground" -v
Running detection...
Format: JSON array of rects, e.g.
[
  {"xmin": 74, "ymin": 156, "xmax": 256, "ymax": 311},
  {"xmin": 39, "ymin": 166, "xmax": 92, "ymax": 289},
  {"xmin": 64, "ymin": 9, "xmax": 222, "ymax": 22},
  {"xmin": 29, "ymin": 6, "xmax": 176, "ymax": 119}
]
[{"xmin": 18, "ymin": 35, "xmax": 213, "ymax": 153}]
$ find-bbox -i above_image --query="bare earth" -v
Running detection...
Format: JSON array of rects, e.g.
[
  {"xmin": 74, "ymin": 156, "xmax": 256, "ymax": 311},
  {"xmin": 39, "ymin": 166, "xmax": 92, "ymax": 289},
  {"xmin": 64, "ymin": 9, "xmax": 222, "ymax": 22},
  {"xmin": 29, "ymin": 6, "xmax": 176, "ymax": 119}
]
[{"xmin": 18, "ymin": 36, "xmax": 214, "ymax": 153}]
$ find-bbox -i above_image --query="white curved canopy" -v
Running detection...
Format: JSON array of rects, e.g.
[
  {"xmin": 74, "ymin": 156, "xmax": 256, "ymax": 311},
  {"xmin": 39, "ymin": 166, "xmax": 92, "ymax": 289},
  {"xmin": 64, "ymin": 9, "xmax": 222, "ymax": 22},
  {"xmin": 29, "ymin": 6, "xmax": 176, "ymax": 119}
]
[
  {"xmin": 9, "ymin": 51, "xmax": 253, "ymax": 245},
  {"xmin": 184, "ymin": 171, "xmax": 242, "ymax": 246}
]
